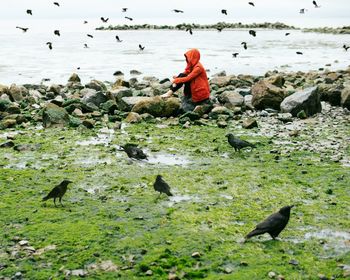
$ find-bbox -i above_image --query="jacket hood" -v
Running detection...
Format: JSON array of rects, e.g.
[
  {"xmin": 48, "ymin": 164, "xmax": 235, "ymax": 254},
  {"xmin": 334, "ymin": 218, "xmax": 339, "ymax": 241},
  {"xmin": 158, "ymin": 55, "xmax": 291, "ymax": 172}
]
[{"xmin": 184, "ymin": 48, "xmax": 200, "ymax": 69}]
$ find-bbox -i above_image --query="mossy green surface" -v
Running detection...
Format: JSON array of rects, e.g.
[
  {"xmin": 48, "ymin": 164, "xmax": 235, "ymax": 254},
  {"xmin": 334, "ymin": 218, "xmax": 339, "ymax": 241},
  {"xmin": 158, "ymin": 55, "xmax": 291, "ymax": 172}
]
[{"xmin": 0, "ymin": 121, "xmax": 349, "ymax": 279}]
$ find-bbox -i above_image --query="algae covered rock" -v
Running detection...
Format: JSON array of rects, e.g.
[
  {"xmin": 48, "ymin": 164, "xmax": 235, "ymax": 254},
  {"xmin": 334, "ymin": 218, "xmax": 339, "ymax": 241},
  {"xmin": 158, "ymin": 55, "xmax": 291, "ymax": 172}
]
[
  {"xmin": 131, "ymin": 96, "xmax": 180, "ymax": 117},
  {"xmin": 42, "ymin": 103, "xmax": 70, "ymax": 128}
]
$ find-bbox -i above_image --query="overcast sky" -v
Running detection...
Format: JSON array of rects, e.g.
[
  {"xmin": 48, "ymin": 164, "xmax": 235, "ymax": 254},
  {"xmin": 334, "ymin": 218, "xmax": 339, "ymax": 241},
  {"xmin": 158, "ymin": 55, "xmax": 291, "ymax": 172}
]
[{"xmin": 0, "ymin": 0, "xmax": 349, "ymax": 26}]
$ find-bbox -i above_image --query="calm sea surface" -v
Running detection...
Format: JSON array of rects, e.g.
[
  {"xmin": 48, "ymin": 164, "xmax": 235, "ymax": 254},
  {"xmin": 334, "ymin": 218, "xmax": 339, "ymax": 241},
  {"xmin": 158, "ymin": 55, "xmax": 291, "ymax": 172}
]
[{"xmin": 0, "ymin": 19, "xmax": 349, "ymax": 85}]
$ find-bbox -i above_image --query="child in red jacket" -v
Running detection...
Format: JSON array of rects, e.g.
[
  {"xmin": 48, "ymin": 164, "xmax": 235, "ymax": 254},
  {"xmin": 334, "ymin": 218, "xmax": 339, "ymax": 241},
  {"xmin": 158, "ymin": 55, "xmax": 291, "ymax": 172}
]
[{"xmin": 161, "ymin": 48, "xmax": 211, "ymax": 112}]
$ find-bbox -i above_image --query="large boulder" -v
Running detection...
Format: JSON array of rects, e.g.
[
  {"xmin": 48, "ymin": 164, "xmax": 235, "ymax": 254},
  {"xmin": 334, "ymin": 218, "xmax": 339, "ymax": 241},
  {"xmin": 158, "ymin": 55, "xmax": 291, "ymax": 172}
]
[
  {"xmin": 341, "ymin": 86, "xmax": 350, "ymax": 109},
  {"xmin": 218, "ymin": 91, "xmax": 244, "ymax": 108},
  {"xmin": 132, "ymin": 96, "xmax": 180, "ymax": 117},
  {"xmin": 317, "ymin": 83, "xmax": 341, "ymax": 106},
  {"xmin": 110, "ymin": 88, "xmax": 133, "ymax": 102},
  {"xmin": 81, "ymin": 89, "xmax": 108, "ymax": 107},
  {"xmin": 118, "ymin": 96, "xmax": 150, "ymax": 112},
  {"xmin": 251, "ymin": 80, "xmax": 285, "ymax": 110},
  {"xmin": 42, "ymin": 103, "xmax": 70, "ymax": 128},
  {"xmin": 280, "ymin": 86, "xmax": 321, "ymax": 117},
  {"xmin": 68, "ymin": 73, "xmax": 81, "ymax": 83},
  {"xmin": 85, "ymin": 80, "xmax": 107, "ymax": 92},
  {"xmin": 8, "ymin": 84, "xmax": 28, "ymax": 102}
]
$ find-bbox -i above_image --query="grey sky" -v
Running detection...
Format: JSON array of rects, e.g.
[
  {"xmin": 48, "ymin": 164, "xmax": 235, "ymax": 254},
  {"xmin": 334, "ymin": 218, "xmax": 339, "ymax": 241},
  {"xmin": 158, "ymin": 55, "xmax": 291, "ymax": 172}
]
[{"xmin": 0, "ymin": 0, "xmax": 349, "ymax": 26}]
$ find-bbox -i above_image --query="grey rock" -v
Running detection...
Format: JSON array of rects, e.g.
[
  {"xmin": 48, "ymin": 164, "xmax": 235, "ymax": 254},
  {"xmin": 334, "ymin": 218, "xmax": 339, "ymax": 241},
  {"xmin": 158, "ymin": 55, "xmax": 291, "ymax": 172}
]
[
  {"xmin": 280, "ymin": 86, "xmax": 321, "ymax": 117},
  {"xmin": 9, "ymin": 84, "xmax": 28, "ymax": 102},
  {"xmin": 242, "ymin": 118, "xmax": 258, "ymax": 129},
  {"xmin": 85, "ymin": 79, "xmax": 107, "ymax": 91},
  {"xmin": 81, "ymin": 89, "xmax": 108, "ymax": 107},
  {"xmin": 252, "ymin": 80, "xmax": 285, "ymax": 110},
  {"xmin": 68, "ymin": 73, "xmax": 81, "ymax": 83},
  {"xmin": 118, "ymin": 96, "xmax": 150, "ymax": 111},
  {"xmin": 131, "ymin": 96, "xmax": 180, "ymax": 117},
  {"xmin": 219, "ymin": 91, "xmax": 244, "ymax": 108}
]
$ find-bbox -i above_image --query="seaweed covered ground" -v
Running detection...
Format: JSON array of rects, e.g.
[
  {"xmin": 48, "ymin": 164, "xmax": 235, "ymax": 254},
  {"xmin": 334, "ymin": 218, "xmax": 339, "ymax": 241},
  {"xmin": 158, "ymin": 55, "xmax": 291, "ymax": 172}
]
[{"xmin": 0, "ymin": 105, "xmax": 349, "ymax": 279}]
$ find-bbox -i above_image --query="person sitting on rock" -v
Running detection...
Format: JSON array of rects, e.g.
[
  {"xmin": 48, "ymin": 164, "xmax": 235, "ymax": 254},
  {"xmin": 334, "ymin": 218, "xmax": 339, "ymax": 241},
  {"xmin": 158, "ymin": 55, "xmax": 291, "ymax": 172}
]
[{"xmin": 161, "ymin": 48, "xmax": 212, "ymax": 113}]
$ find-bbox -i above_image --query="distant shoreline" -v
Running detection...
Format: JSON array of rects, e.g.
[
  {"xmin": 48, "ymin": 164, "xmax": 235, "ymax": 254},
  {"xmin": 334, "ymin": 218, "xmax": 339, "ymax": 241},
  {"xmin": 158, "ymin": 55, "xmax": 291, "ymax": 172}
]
[{"xmin": 96, "ymin": 22, "xmax": 350, "ymax": 34}]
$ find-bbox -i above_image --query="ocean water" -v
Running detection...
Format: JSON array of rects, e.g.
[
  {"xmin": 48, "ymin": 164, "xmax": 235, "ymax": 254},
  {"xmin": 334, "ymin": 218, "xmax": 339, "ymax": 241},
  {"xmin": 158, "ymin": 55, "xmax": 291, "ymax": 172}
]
[{"xmin": 0, "ymin": 19, "xmax": 350, "ymax": 85}]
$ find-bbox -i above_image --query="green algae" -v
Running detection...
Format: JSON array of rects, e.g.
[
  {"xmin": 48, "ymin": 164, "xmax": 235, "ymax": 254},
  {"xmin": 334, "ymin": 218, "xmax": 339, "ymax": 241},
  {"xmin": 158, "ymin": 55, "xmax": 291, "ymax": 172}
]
[{"xmin": 0, "ymin": 121, "xmax": 349, "ymax": 279}]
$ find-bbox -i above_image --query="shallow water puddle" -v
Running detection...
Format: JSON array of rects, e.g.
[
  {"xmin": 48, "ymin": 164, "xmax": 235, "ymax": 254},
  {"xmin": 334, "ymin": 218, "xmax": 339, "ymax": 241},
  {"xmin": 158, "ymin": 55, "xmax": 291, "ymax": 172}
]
[
  {"xmin": 77, "ymin": 128, "xmax": 115, "ymax": 146},
  {"xmin": 146, "ymin": 153, "xmax": 191, "ymax": 166},
  {"xmin": 165, "ymin": 194, "xmax": 201, "ymax": 206},
  {"xmin": 305, "ymin": 229, "xmax": 350, "ymax": 255}
]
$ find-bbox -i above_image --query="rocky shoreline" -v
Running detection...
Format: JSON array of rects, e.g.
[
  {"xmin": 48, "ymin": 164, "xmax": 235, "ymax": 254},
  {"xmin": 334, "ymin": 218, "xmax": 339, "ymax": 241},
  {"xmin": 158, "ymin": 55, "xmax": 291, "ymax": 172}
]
[
  {"xmin": 0, "ymin": 67, "xmax": 349, "ymax": 132},
  {"xmin": 96, "ymin": 22, "xmax": 350, "ymax": 34}
]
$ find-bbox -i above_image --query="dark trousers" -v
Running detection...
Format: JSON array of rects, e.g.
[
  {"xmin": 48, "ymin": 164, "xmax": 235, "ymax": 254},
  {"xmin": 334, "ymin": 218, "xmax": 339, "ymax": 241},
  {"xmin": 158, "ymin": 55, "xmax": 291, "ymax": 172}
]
[{"xmin": 171, "ymin": 73, "xmax": 211, "ymax": 112}]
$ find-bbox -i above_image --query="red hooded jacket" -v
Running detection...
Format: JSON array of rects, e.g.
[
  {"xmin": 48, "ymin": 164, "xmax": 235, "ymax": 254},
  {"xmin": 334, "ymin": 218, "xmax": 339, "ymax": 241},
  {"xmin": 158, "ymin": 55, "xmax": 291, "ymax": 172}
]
[{"xmin": 173, "ymin": 49, "xmax": 210, "ymax": 103}]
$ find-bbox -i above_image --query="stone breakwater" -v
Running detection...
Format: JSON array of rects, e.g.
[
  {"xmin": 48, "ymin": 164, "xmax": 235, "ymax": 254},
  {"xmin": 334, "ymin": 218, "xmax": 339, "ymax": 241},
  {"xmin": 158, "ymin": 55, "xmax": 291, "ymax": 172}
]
[
  {"xmin": 96, "ymin": 22, "xmax": 297, "ymax": 31},
  {"xmin": 0, "ymin": 68, "xmax": 350, "ymax": 131}
]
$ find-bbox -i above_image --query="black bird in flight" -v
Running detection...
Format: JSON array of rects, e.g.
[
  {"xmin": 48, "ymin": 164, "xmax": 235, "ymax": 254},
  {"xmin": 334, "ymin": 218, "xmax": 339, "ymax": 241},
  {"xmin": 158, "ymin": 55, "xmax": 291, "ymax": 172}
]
[
  {"xmin": 26, "ymin": 9, "xmax": 32, "ymax": 15},
  {"xmin": 248, "ymin": 2, "xmax": 255, "ymax": 7},
  {"xmin": 221, "ymin": 9, "xmax": 227, "ymax": 15},
  {"xmin": 42, "ymin": 179, "xmax": 73, "ymax": 207},
  {"xmin": 54, "ymin": 30, "xmax": 60, "ymax": 36},
  {"xmin": 84, "ymin": 43, "xmax": 89, "ymax": 48},
  {"xmin": 249, "ymin": 30, "xmax": 256, "ymax": 37},
  {"xmin": 116, "ymin": 35, "xmax": 122, "ymax": 42},
  {"xmin": 285, "ymin": 32, "xmax": 291, "ymax": 36},
  {"xmin": 87, "ymin": 34, "xmax": 93, "ymax": 38},
  {"xmin": 121, "ymin": 143, "xmax": 147, "ymax": 160},
  {"xmin": 226, "ymin": 133, "xmax": 256, "ymax": 152},
  {"xmin": 299, "ymin": 8, "xmax": 307, "ymax": 14},
  {"xmin": 186, "ymin": 26, "xmax": 193, "ymax": 35},
  {"xmin": 173, "ymin": 9, "xmax": 184, "ymax": 13},
  {"xmin": 46, "ymin": 42, "xmax": 53, "ymax": 50},
  {"xmin": 101, "ymin": 17, "xmax": 109, "ymax": 23},
  {"xmin": 122, "ymin": 8, "xmax": 128, "ymax": 12},
  {"xmin": 216, "ymin": 26, "xmax": 224, "ymax": 32},
  {"xmin": 343, "ymin": 44, "xmax": 349, "ymax": 51},
  {"xmin": 232, "ymin": 53, "xmax": 239, "ymax": 58},
  {"xmin": 312, "ymin": 1, "xmax": 320, "ymax": 8},
  {"xmin": 241, "ymin": 42, "xmax": 247, "ymax": 50},
  {"xmin": 245, "ymin": 205, "xmax": 294, "ymax": 240},
  {"xmin": 84, "ymin": 20, "xmax": 88, "ymax": 24},
  {"xmin": 153, "ymin": 175, "xmax": 173, "ymax": 197},
  {"xmin": 125, "ymin": 16, "xmax": 133, "ymax": 21},
  {"xmin": 296, "ymin": 51, "xmax": 303, "ymax": 55},
  {"xmin": 53, "ymin": 2, "xmax": 60, "ymax": 7},
  {"xmin": 16, "ymin": 26, "xmax": 29, "ymax": 32},
  {"xmin": 139, "ymin": 44, "xmax": 145, "ymax": 51}
]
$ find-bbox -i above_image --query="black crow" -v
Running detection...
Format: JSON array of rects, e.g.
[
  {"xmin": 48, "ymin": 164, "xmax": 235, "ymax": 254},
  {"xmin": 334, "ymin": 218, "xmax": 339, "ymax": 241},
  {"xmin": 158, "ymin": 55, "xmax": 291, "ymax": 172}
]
[
  {"xmin": 245, "ymin": 205, "xmax": 294, "ymax": 240},
  {"xmin": 241, "ymin": 42, "xmax": 247, "ymax": 50},
  {"xmin": 84, "ymin": 20, "xmax": 88, "ymax": 24},
  {"xmin": 53, "ymin": 2, "xmax": 60, "ymax": 7},
  {"xmin": 16, "ymin": 26, "xmax": 28, "ymax": 32},
  {"xmin": 232, "ymin": 53, "xmax": 239, "ymax": 58},
  {"xmin": 122, "ymin": 8, "xmax": 128, "ymax": 12},
  {"xmin": 46, "ymin": 42, "xmax": 53, "ymax": 50},
  {"xmin": 221, "ymin": 9, "xmax": 227, "ymax": 15},
  {"xmin": 299, "ymin": 8, "xmax": 307, "ymax": 14},
  {"xmin": 173, "ymin": 9, "xmax": 184, "ymax": 13},
  {"xmin": 54, "ymin": 30, "xmax": 60, "ymax": 36},
  {"xmin": 116, "ymin": 35, "xmax": 122, "ymax": 42},
  {"xmin": 121, "ymin": 143, "xmax": 148, "ymax": 160},
  {"xmin": 138, "ymin": 44, "xmax": 145, "ymax": 51},
  {"xmin": 248, "ymin": 2, "xmax": 255, "ymax": 7},
  {"xmin": 285, "ymin": 32, "xmax": 291, "ymax": 36},
  {"xmin": 153, "ymin": 175, "xmax": 173, "ymax": 197},
  {"xmin": 84, "ymin": 43, "xmax": 89, "ymax": 48},
  {"xmin": 312, "ymin": 1, "xmax": 320, "ymax": 8},
  {"xmin": 343, "ymin": 44, "xmax": 349, "ymax": 51},
  {"xmin": 249, "ymin": 30, "xmax": 256, "ymax": 37},
  {"xmin": 186, "ymin": 26, "xmax": 193, "ymax": 35},
  {"xmin": 26, "ymin": 9, "xmax": 32, "ymax": 15},
  {"xmin": 125, "ymin": 16, "xmax": 133, "ymax": 21},
  {"xmin": 101, "ymin": 17, "xmax": 109, "ymax": 23},
  {"xmin": 42, "ymin": 180, "xmax": 73, "ymax": 207},
  {"xmin": 87, "ymin": 34, "xmax": 93, "ymax": 38},
  {"xmin": 296, "ymin": 51, "xmax": 303, "ymax": 55},
  {"xmin": 226, "ymin": 133, "xmax": 256, "ymax": 152},
  {"xmin": 216, "ymin": 26, "xmax": 224, "ymax": 32}
]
